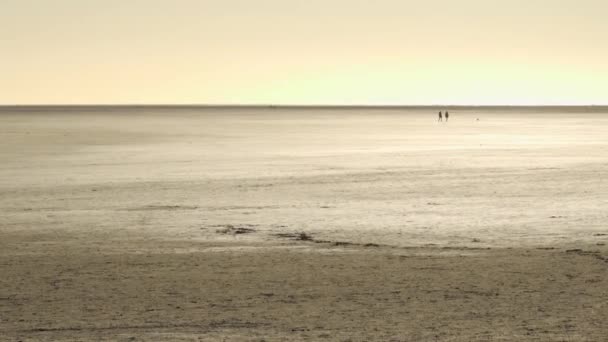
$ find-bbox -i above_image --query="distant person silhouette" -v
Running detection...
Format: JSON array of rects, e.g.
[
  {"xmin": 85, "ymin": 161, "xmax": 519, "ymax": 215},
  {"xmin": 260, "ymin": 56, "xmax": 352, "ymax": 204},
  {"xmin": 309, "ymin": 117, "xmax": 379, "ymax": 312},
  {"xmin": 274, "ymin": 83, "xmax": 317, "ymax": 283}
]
[
  {"xmin": 445, "ymin": 111, "xmax": 449, "ymax": 122},
  {"xmin": 438, "ymin": 111, "xmax": 443, "ymax": 122}
]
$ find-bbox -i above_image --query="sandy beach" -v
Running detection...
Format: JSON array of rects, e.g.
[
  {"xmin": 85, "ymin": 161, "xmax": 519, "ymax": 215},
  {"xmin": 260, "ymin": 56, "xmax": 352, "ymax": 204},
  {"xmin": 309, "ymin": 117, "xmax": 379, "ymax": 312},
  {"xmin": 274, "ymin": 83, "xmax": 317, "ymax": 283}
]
[{"xmin": 1, "ymin": 107, "xmax": 607, "ymax": 341}]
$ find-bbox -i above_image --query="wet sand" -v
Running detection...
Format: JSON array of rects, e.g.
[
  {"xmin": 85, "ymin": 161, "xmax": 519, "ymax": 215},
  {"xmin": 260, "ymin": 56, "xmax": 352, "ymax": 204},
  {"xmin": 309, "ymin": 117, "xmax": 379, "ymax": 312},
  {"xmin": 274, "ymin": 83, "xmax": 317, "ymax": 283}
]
[{"xmin": 1, "ymin": 107, "xmax": 607, "ymax": 341}]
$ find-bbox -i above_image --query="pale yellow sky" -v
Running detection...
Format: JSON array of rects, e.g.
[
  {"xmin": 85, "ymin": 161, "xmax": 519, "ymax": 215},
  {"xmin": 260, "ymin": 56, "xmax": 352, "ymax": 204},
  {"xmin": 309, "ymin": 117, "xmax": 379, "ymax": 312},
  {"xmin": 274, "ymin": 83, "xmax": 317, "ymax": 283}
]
[{"xmin": 1, "ymin": 0, "xmax": 607, "ymax": 105}]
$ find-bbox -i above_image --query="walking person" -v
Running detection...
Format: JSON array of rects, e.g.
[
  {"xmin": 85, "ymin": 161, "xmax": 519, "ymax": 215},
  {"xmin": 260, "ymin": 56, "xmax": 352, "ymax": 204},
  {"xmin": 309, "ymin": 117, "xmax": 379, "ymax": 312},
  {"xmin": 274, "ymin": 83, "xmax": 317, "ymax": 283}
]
[
  {"xmin": 445, "ymin": 111, "xmax": 449, "ymax": 122},
  {"xmin": 438, "ymin": 111, "xmax": 443, "ymax": 122}
]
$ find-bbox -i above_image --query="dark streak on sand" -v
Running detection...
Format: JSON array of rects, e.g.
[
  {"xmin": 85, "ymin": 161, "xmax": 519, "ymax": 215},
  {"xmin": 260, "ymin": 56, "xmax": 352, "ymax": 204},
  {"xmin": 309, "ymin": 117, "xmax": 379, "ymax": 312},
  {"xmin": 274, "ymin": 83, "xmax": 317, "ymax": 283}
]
[
  {"xmin": 566, "ymin": 249, "xmax": 608, "ymax": 264},
  {"xmin": 215, "ymin": 224, "xmax": 258, "ymax": 235},
  {"xmin": 272, "ymin": 232, "xmax": 492, "ymax": 251},
  {"xmin": 125, "ymin": 205, "xmax": 200, "ymax": 211},
  {"xmin": 273, "ymin": 232, "xmax": 380, "ymax": 247},
  {"xmin": 18, "ymin": 319, "xmax": 269, "ymax": 333}
]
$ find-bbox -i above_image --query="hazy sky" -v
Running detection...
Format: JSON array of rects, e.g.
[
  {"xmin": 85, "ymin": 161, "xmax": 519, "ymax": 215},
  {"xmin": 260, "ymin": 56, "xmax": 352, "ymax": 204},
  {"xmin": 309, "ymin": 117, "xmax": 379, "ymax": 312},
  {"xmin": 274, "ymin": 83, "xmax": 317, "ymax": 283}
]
[{"xmin": 2, "ymin": 0, "xmax": 607, "ymax": 105}]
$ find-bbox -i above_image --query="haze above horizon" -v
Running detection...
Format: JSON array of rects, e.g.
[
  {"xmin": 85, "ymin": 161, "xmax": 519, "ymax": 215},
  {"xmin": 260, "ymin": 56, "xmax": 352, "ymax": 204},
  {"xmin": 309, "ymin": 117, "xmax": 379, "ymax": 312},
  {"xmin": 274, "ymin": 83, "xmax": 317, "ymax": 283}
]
[{"xmin": 2, "ymin": 0, "xmax": 607, "ymax": 106}]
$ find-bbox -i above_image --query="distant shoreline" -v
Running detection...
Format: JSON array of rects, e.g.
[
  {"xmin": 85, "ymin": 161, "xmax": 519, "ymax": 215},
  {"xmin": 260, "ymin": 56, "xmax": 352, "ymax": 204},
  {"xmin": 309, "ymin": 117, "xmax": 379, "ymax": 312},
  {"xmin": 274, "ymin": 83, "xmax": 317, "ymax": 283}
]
[{"xmin": 1, "ymin": 104, "xmax": 608, "ymax": 112}]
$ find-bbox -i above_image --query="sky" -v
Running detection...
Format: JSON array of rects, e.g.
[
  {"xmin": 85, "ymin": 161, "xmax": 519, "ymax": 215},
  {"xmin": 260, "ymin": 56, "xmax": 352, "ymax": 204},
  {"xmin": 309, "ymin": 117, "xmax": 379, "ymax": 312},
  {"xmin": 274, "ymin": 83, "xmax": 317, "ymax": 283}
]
[{"xmin": 1, "ymin": 0, "xmax": 607, "ymax": 105}]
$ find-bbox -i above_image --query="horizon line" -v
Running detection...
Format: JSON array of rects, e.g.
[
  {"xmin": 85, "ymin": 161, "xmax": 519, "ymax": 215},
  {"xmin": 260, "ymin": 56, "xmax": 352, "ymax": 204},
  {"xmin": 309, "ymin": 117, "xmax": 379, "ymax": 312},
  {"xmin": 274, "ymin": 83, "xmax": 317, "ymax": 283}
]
[{"xmin": 2, "ymin": 104, "xmax": 608, "ymax": 109}]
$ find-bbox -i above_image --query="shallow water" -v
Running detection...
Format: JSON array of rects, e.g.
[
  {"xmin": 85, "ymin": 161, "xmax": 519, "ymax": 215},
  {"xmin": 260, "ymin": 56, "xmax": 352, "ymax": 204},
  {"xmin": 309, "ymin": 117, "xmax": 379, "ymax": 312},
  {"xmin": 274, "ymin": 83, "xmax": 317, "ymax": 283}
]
[{"xmin": 1, "ymin": 107, "xmax": 608, "ymax": 249}]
